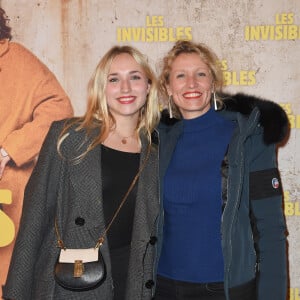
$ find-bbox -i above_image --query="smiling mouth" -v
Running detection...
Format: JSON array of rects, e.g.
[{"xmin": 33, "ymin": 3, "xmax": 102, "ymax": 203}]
[
  {"xmin": 183, "ymin": 92, "xmax": 202, "ymax": 99},
  {"xmin": 117, "ymin": 96, "xmax": 136, "ymax": 104}
]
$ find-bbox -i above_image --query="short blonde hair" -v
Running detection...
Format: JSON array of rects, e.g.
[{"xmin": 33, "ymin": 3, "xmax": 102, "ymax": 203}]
[{"xmin": 159, "ymin": 40, "xmax": 223, "ymax": 118}]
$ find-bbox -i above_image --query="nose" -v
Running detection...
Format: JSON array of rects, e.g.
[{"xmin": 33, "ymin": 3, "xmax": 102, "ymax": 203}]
[
  {"xmin": 187, "ymin": 75, "xmax": 197, "ymax": 88},
  {"xmin": 121, "ymin": 78, "xmax": 131, "ymax": 93}
]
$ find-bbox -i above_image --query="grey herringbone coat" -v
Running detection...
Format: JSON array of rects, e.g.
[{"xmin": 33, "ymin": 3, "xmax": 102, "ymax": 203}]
[{"xmin": 3, "ymin": 120, "xmax": 159, "ymax": 300}]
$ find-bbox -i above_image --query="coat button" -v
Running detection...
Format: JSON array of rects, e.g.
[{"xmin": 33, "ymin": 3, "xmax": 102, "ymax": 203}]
[
  {"xmin": 145, "ymin": 280, "xmax": 154, "ymax": 289},
  {"xmin": 149, "ymin": 236, "xmax": 157, "ymax": 245},
  {"xmin": 75, "ymin": 217, "xmax": 85, "ymax": 226}
]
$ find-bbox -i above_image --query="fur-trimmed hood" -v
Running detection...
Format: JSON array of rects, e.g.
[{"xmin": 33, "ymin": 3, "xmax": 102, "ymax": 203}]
[{"xmin": 160, "ymin": 93, "xmax": 289, "ymax": 145}]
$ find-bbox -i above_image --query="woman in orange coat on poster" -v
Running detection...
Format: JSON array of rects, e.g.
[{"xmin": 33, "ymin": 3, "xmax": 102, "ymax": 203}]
[{"xmin": 0, "ymin": 6, "xmax": 73, "ymax": 296}]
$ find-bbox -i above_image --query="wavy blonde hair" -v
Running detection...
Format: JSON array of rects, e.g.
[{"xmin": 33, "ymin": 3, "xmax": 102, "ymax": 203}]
[
  {"xmin": 58, "ymin": 45, "xmax": 160, "ymax": 160},
  {"xmin": 158, "ymin": 40, "xmax": 224, "ymax": 118}
]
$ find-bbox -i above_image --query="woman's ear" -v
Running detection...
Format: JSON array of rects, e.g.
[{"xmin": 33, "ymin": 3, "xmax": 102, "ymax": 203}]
[{"xmin": 147, "ymin": 81, "xmax": 151, "ymax": 94}]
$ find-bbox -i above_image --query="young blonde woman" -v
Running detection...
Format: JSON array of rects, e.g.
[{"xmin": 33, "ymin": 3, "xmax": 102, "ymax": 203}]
[{"xmin": 3, "ymin": 45, "xmax": 160, "ymax": 300}]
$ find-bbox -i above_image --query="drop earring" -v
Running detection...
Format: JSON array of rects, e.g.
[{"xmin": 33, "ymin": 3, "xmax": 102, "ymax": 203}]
[
  {"xmin": 168, "ymin": 95, "xmax": 173, "ymax": 118},
  {"xmin": 213, "ymin": 91, "xmax": 218, "ymax": 111}
]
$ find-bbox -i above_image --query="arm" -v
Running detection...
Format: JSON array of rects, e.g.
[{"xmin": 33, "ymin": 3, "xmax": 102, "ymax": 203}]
[
  {"xmin": 249, "ymin": 141, "xmax": 287, "ymax": 300},
  {"xmin": 2, "ymin": 121, "xmax": 64, "ymax": 299},
  {"xmin": 1, "ymin": 43, "xmax": 73, "ymax": 167}
]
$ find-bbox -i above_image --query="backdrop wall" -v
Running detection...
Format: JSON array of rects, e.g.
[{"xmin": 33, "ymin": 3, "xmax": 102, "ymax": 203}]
[{"xmin": 1, "ymin": 0, "xmax": 299, "ymax": 298}]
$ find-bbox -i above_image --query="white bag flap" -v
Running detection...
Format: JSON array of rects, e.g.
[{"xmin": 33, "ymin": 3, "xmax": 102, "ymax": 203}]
[{"xmin": 59, "ymin": 248, "xmax": 99, "ymax": 263}]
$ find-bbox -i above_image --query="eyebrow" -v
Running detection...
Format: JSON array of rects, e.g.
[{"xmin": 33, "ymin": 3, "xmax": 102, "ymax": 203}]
[{"xmin": 108, "ymin": 70, "xmax": 142, "ymax": 76}]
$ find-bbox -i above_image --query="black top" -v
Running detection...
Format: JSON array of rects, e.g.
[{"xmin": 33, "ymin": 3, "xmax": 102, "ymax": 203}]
[{"xmin": 101, "ymin": 144, "xmax": 140, "ymax": 299}]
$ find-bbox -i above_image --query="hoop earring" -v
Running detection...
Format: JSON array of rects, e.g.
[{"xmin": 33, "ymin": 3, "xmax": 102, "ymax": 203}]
[
  {"xmin": 168, "ymin": 96, "xmax": 173, "ymax": 118},
  {"xmin": 213, "ymin": 91, "xmax": 218, "ymax": 111}
]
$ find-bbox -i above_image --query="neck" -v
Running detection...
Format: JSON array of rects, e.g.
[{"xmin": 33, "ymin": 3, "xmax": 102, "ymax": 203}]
[
  {"xmin": 103, "ymin": 116, "xmax": 140, "ymax": 152},
  {"xmin": 114, "ymin": 114, "xmax": 139, "ymax": 135}
]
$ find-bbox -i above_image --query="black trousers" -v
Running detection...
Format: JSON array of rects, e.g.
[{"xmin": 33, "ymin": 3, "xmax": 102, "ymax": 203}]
[{"xmin": 154, "ymin": 275, "xmax": 256, "ymax": 300}]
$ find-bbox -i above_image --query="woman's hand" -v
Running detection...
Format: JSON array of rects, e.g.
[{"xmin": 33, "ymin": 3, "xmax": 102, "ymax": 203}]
[{"xmin": 0, "ymin": 148, "xmax": 11, "ymax": 179}]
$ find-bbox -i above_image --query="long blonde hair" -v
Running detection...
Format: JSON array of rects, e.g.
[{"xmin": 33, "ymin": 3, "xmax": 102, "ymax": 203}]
[
  {"xmin": 58, "ymin": 45, "xmax": 160, "ymax": 160},
  {"xmin": 159, "ymin": 40, "xmax": 224, "ymax": 118}
]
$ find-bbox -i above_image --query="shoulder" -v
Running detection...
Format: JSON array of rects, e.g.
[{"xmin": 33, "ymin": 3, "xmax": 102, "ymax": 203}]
[
  {"xmin": 7, "ymin": 41, "xmax": 55, "ymax": 75},
  {"xmin": 0, "ymin": 40, "xmax": 37, "ymax": 59},
  {"xmin": 158, "ymin": 110, "xmax": 182, "ymax": 132},
  {"xmin": 221, "ymin": 92, "xmax": 289, "ymax": 145},
  {"xmin": 7, "ymin": 42, "xmax": 38, "ymax": 60},
  {"xmin": 53, "ymin": 118, "xmax": 100, "ymax": 157}
]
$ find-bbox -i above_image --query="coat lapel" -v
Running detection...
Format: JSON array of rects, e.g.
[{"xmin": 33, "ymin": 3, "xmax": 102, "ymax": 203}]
[
  {"xmin": 159, "ymin": 121, "xmax": 183, "ymax": 182},
  {"xmin": 131, "ymin": 135, "xmax": 159, "ymax": 241}
]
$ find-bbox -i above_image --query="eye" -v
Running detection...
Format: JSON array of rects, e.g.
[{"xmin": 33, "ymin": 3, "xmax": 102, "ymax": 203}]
[
  {"xmin": 131, "ymin": 74, "xmax": 142, "ymax": 80},
  {"xmin": 197, "ymin": 72, "xmax": 207, "ymax": 77},
  {"xmin": 176, "ymin": 73, "xmax": 185, "ymax": 79},
  {"xmin": 108, "ymin": 77, "xmax": 119, "ymax": 83}
]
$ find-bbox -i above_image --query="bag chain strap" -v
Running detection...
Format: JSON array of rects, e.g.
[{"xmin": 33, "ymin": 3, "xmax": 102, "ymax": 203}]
[{"xmin": 55, "ymin": 145, "xmax": 151, "ymax": 250}]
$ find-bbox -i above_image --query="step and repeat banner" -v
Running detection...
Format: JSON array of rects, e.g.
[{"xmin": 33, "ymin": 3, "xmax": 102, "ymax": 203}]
[{"xmin": 1, "ymin": 0, "xmax": 299, "ymax": 298}]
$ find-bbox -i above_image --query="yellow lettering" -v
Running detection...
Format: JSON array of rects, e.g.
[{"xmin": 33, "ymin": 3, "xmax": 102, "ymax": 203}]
[
  {"xmin": 275, "ymin": 13, "xmax": 294, "ymax": 25},
  {"xmin": 287, "ymin": 13, "xmax": 294, "ymax": 25},
  {"xmin": 176, "ymin": 27, "xmax": 185, "ymax": 40},
  {"xmin": 296, "ymin": 115, "xmax": 300, "ymax": 128},
  {"xmin": 119, "ymin": 27, "xmax": 131, "ymax": 42},
  {"xmin": 248, "ymin": 71, "xmax": 256, "ymax": 85},
  {"xmin": 284, "ymin": 202, "xmax": 300, "ymax": 216},
  {"xmin": 296, "ymin": 288, "xmax": 300, "ymax": 300},
  {"xmin": 288, "ymin": 115, "xmax": 295, "ymax": 129},
  {"xmin": 280, "ymin": 103, "xmax": 292, "ymax": 115},
  {"xmin": 219, "ymin": 60, "xmax": 228, "ymax": 71},
  {"xmin": 284, "ymin": 190, "xmax": 290, "ymax": 202},
  {"xmin": 152, "ymin": 16, "xmax": 160, "ymax": 26},
  {"xmin": 117, "ymin": 28, "xmax": 122, "ymax": 42},
  {"xmin": 158, "ymin": 16, "xmax": 164, "ymax": 26},
  {"xmin": 295, "ymin": 203, "xmax": 300, "ymax": 216},
  {"xmin": 222, "ymin": 70, "xmax": 256, "ymax": 86},
  {"xmin": 249, "ymin": 26, "xmax": 260, "ymax": 40},
  {"xmin": 153, "ymin": 27, "xmax": 159, "ymax": 41},
  {"xmin": 132, "ymin": 28, "xmax": 142, "ymax": 41},
  {"xmin": 116, "ymin": 26, "xmax": 193, "ymax": 42},
  {"xmin": 260, "ymin": 25, "xmax": 270, "ymax": 40},
  {"xmin": 275, "ymin": 14, "xmax": 281, "ymax": 25},
  {"xmin": 146, "ymin": 28, "xmax": 154, "ymax": 42},
  {"xmin": 288, "ymin": 25, "xmax": 298, "ymax": 39},
  {"xmin": 282, "ymin": 25, "xmax": 288, "ymax": 39},
  {"xmin": 146, "ymin": 16, "xmax": 164, "ymax": 27},
  {"xmin": 159, "ymin": 28, "xmax": 168, "ymax": 42},
  {"xmin": 0, "ymin": 189, "xmax": 15, "ymax": 247},
  {"xmin": 231, "ymin": 72, "xmax": 239, "ymax": 85},
  {"xmin": 291, "ymin": 288, "xmax": 300, "ymax": 300},
  {"xmin": 275, "ymin": 26, "xmax": 283, "ymax": 40},
  {"xmin": 223, "ymin": 71, "xmax": 231, "ymax": 86},
  {"xmin": 245, "ymin": 22, "xmax": 300, "ymax": 41},
  {"xmin": 285, "ymin": 202, "xmax": 294, "ymax": 216},
  {"xmin": 245, "ymin": 26, "xmax": 250, "ymax": 40},
  {"xmin": 282, "ymin": 13, "xmax": 289, "ymax": 25},
  {"xmin": 184, "ymin": 27, "xmax": 193, "ymax": 40},
  {"xmin": 239, "ymin": 71, "xmax": 248, "ymax": 85}
]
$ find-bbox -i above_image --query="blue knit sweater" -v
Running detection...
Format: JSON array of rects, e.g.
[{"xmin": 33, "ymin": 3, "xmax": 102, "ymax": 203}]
[{"xmin": 158, "ymin": 108, "xmax": 235, "ymax": 283}]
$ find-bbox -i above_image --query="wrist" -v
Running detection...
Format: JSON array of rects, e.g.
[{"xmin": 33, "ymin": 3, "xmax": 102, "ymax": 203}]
[{"xmin": 0, "ymin": 147, "xmax": 9, "ymax": 157}]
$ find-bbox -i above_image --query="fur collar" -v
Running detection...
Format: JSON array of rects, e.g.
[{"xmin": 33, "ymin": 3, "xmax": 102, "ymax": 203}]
[{"xmin": 160, "ymin": 93, "xmax": 289, "ymax": 145}]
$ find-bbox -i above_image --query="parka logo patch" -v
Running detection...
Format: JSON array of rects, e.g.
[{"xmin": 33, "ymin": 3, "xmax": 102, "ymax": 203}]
[
  {"xmin": 249, "ymin": 168, "xmax": 282, "ymax": 200},
  {"xmin": 272, "ymin": 177, "xmax": 280, "ymax": 189}
]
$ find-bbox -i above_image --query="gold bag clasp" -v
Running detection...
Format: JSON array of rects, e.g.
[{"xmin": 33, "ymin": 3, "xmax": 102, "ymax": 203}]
[{"xmin": 74, "ymin": 260, "xmax": 84, "ymax": 277}]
